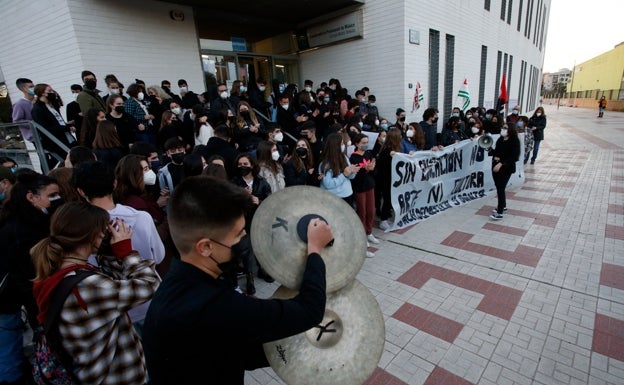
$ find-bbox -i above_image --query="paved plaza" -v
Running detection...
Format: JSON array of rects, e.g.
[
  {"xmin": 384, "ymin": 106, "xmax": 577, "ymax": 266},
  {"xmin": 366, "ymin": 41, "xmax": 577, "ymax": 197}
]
[{"xmin": 247, "ymin": 104, "xmax": 624, "ymax": 385}]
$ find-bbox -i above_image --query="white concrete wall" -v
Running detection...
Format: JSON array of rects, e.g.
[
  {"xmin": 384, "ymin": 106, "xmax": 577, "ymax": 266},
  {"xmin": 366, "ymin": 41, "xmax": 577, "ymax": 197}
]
[{"xmin": 0, "ymin": 0, "xmax": 203, "ymax": 118}]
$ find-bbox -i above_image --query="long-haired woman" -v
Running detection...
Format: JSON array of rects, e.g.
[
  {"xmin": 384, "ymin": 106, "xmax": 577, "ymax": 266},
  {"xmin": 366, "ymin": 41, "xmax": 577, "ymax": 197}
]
[
  {"xmin": 234, "ymin": 101, "xmax": 266, "ymax": 152},
  {"xmin": 92, "ymin": 120, "xmax": 124, "ymax": 169},
  {"xmin": 80, "ymin": 107, "xmax": 106, "ymax": 148},
  {"xmin": 489, "ymin": 123, "xmax": 521, "ymax": 220},
  {"xmin": 401, "ymin": 122, "xmax": 426, "ymax": 154},
  {"xmin": 318, "ymin": 133, "xmax": 360, "ymax": 206},
  {"xmin": 256, "ymin": 140, "xmax": 285, "ymax": 193},
  {"xmin": 375, "ymin": 127, "xmax": 403, "ymax": 230},
  {"xmin": 283, "ymin": 138, "xmax": 317, "ymax": 186},
  {"xmin": 526, "ymin": 106, "xmax": 546, "ymax": 164},
  {"xmin": 31, "ymin": 202, "xmax": 159, "ymax": 385}
]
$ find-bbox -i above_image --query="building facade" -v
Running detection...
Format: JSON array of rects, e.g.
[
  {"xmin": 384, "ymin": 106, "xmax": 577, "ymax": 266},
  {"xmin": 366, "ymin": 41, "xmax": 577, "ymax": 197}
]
[{"xmin": 0, "ymin": 0, "xmax": 550, "ymax": 124}]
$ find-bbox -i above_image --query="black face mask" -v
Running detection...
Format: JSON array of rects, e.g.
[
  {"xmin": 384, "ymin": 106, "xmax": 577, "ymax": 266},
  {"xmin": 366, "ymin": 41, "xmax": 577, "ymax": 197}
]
[
  {"xmin": 46, "ymin": 197, "xmax": 64, "ymax": 216},
  {"xmin": 114, "ymin": 105, "xmax": 125, "ymax": 114},
  {"xmin": 47, "ymin": 93, "xmax": 57, "ymax": 102},
  {"xmin": 295, "ymin": 147, "xmax": 308, "ymax": 157},
  {"xmin": 238, "ymin": 166, "xmax": 252, "ymax": 176},
  {"xmin": 241, "ymin": 111, "xmax": 250, "ymax": 119},
  {"xmin": 432, "ymin": 118, "xmax": 439, "ymax": 124},
  {"xmin": 84, "ymin": 79, "xmax": 97, "ymax": 90},
  {"xmin": 399, "ymin": 116, "xmax": 406, "ymax": 122},
  {"xmin": 170, "ymin": 153, "xmax": 185, "ymax": 164},
  {"xmin": 150, "ymin": 160, "xmax": 161, "ymax": 172}
]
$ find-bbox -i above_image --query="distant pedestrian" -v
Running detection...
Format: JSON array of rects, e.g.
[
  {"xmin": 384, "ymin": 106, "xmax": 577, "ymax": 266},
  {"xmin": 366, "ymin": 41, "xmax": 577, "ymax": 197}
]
[{"xmin": 598, "ymin": 96, "xmax": 607, "ymax": 118}]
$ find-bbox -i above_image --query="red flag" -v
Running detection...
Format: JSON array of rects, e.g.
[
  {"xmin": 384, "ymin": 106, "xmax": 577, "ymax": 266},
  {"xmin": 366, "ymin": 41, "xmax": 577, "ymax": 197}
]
[{"xmin": 499, "ymin": 73, "xmax": 508, "ymax": 104}]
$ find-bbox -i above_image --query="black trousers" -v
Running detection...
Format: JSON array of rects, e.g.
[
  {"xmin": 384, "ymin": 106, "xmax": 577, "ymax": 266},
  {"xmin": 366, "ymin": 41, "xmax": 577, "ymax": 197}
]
[{"xmin": 493, "ymin": 170, "xmax": 512, "ymax": 214}]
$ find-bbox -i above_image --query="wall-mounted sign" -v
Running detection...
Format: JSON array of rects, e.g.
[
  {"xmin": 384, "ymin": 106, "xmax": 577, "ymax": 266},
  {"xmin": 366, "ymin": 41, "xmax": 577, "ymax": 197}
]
[
  {"xmin": 307, "ymin": 12, "xmax": 362, "ymax": 48},
  {"xmin": 169, "ymin": 10, "xmax": 184, "ymax": 22},
  {"xmin": 409, "ymin": 29, "xmax": 420, "ymax": 45},
  {"xmin": 231, "ymin": 37, "xmax": 247, "ymax": 52}
]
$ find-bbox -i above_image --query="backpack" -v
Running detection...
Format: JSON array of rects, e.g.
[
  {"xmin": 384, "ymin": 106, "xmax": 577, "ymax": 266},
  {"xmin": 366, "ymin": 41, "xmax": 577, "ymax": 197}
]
[{"xmin": 32, "ymin": 270, "xmax": 97, "ymax": 385}]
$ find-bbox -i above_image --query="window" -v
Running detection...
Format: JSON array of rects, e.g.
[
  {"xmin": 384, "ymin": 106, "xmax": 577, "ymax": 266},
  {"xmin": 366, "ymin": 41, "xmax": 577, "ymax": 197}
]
[
  {"xmin": 429, "ymin": 29, "xmax": 440, "ymax": 108},
  {"xmin": 494, "ymin": 51, "xmax": 502, "ymax": 102},
  {"xmin": 479, "ymin": 46, "xmax": 488, "ymax": 107},
  {"xmin": 517, "ymin": 0, "xmax": 524, "ymax": 31},
  {"xmin": 507, "ymin": 0, "xmax": 513, "ymax": 24},
  {"xmin": 485, "ymin": 0, "xmax": 491, "ymax": 11},
  {"xmin": 519, "ymin": 61, "xmax": 526, "ymax": 110},
  {"xmin": 500, "ymin": 0, "xmax": 507, "ymax": 20},
  {"xmin": 444, "ymin": 34, "xmax": 455, "ymax": 116}
]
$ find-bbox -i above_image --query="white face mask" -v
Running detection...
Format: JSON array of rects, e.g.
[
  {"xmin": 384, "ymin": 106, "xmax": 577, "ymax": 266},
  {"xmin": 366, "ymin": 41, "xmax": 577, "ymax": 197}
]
[
  {"xmin": 305, "ymin": 86, "xmax": 312, "ymax": 92},
  {"xmin": 381, "ymin": 137, "xmax": 386, "ymax": 143},
  {"xmin": 512, "ymin": 110, "xmax": 519, "ymax": 115},
  {"xmin": 220, "ymin": 91, "xmax": 228, "ymax": 99},
  {"xmin": 282, "ymin": 104, "xmax": 289, "ymax": 110},
  {"xmin": 271, "ymin": 150, "xmax": 280, "ymax": 161},
  {"xmin": 358, "ymin": 122, "xmax": 363, "ymax": 128},
  {"xmin": 500, "ymin": 128, "xmax": 508, "ymax": 137},
  {"xmin": 258, "ymin": 85, "xmax": 266, "ymax": 92},
  {"xmin": 143, "ymin": 169, "xmax": 157, "ymax": 185},
  {"xmin": 179, "ymin": 86, "xmax": 188, "ymax": 93},
  {"xmin": 137, "ymin": 92, "xmax": 145, "ymax": 101},
  {"xmin": 274, "ymin": 133, "xmax": 284, "ymax": 142},
  {"xmin": 172, "ymin": 107, "xmax": 181, "ymax": 115},
  {"xmin": 471, "ymin": 126, "xmax": 480, "ymax": 134},
  {"xmin": 347, "ymin": 140, "xmax": 352, "ymax": 146},
  {"xmin": 239, "ymin": 86, "xmax": 247, "ymax": 93},
  {"xmin": 536, "ymin": 112, "xmax": 542, "ymax": 117},
  {"xmin": 109, "ymin": 88, "xmax": 120, "ymax": 95},
  {"xmin": 375, "ymin": 119, "xmax": 380, "ymax": 126},
  {"xmin": 406, "ymin": 129, "xmax": 415, "ymax": 138},
  {"xmin": 340, "ymin": 144, "xmax": 346, "ymax": 152}
]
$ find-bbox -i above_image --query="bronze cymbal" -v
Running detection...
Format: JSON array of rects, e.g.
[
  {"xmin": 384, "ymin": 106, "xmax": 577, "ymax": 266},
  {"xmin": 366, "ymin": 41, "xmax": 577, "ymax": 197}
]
[
  {"xmin": 250, "ymin": 186, "xmax": 367, "ymax": 293},
  {"xmin": 264, "ymin": 280, "xmax": 385, "ymax": 385}
]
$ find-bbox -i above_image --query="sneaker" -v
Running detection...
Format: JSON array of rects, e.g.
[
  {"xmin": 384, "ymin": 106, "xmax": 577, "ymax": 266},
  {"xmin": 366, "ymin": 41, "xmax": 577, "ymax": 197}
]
[
  {"xmin": 379, "ymin": 220, "xmax": 390, "ymax": 230},
  {"xmin": 367, "ymin": 234, "xmax": 380, "ymax": 244},
  {"xmin": 367, "ymin": 240, "xmax": 370, "ymax": 248},
  {"xmin": 490, "ymin": 213, "xmax": 503, "ymax": 220},
  {"xmin": 492, "ymin": 208, "xmax": 507, "ymax": 214},
  {"xmin": 366, "ymin": 251, "xmax": 375, "ymax": 258}
]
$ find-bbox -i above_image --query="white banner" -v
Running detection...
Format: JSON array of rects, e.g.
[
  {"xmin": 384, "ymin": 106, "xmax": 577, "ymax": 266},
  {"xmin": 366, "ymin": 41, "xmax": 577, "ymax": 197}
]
[{"xmin": 387, "ymin": 136, "xmax": 525, "ymax": 231}]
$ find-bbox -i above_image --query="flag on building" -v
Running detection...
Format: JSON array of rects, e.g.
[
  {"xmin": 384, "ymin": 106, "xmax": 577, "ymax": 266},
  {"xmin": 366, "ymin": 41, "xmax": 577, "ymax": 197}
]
[
  {"xmin": 457, "ymin": 78, "xmax": 470, "ymax": 111},
  {"xmin": 412, "ymin": 82, "xmax": 424, "ymax": 112},
  {"xmin": 496, "ymin": 73, "xmax": 508, "ymax": 113}
]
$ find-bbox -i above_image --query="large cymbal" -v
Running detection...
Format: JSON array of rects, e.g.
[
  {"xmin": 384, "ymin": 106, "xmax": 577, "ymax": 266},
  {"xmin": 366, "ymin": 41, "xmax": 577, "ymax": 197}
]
[
  {"xmin": 250, "ymin": 186, "xmax": 367, "ymax": 293},
  {"xmin": 264, "ymin": 280, "xmax": 385, "ymax": 385}
]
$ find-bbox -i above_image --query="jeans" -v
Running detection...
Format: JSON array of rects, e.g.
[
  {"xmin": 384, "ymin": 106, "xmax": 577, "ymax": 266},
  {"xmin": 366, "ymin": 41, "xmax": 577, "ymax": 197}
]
[
  {"xmin": 0, "ymin": 312, "xmax": 24, "ymax": 382},
  {"xmin": 525, "ymin": 139, "xmax": 541, "ymax": 162}
]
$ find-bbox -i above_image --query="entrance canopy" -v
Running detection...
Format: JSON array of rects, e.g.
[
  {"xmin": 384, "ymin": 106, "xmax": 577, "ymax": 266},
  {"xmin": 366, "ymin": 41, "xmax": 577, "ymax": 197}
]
[{"xmin": 169, "ymin": 0, "xmax": 363, "ymax": 42}]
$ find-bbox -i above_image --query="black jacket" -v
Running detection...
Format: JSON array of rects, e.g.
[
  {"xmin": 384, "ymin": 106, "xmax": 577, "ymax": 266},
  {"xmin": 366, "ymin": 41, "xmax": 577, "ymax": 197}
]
[
  {"xmin": 31, "ymin": 101, "xmax": 71, "ymax": 157},
  {"xmin": 143, "ymin": 255, "xmax": 326, "ymax": 385},
  {"xmin": 528, "ymin": 115, "xmax": 546, "ymax": 141},
  {"xmin": 201, "ymin": 137, "xmax": 239, "ymax": 177},
  {"xmin": 490, "ymin": 136, "xmax": 521, "ymax": 174},
  {"xmin": 349, "ymin": 151, "xmax": 375, "ymax": 192}
]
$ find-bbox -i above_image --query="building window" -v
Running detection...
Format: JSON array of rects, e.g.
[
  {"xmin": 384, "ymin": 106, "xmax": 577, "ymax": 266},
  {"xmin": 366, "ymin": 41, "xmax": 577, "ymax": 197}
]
[
  {"xmin": 517, "ymin": 0, "xmax": 524, "ymax": 31},
  {"xmin": 485, "ymin": 0, "xmax": 491, "ymax": 11},
  {"xmin": 500, "ymin": 0, "xmax": 507, "ymax": 20},
  {"xmin": 526, "ymin": 0, "xmax": 534, "ymax": 39},
  {"xmin": 539, "ymin": 4, "xmax": 547, "ymax": 50},
  {"xmin": 508, "ymin": 55, "xmax": 514, "ymax": 106},
  {"xmin": 444, "ymin": 34, "xmax": 455, "ymax": 117},
  {"xmin": 519, "ymin": 61, "xmax": 527, "ymax": 109},
  {"xmin": 495, "ymin": 51, "xmax": 502, "ymax": 102},
  {"xmin": 507, "ymin": 0, "xmax": 513, "ymax": 24},
  {"xmin": 429, "ymin": 29, "xmax": 440, "ymax": 108},
  {"xmin": 479, "ymin": 45, "xmax": 488, "ymax": 107}
]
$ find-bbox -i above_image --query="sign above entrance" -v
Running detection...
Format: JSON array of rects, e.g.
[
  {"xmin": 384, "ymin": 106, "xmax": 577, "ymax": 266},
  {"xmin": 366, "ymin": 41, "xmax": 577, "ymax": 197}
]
[
  {"xmin": 231, "ymin": 37, "xmax": 247, "ymax": 52},
  {"xmin": 307, "ymin": 12, "xmax": 363, "ymax": 48}
]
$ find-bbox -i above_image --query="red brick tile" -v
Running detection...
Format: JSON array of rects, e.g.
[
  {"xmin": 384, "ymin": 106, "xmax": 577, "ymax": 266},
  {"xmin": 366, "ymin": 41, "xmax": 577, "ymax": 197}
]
[
  {"xmin": 393, "ymin": 303, "xmax": 464, "ymax": 343},
  {"xmin": 477, "ymin": 206, "xmax": 559, "ymax": 228},
  {"xmin": 363, "ymin": 367, "xmax": 409, "ymax": 385},
  {"xmin": 506, "ymin": 192, "xmax": 567, "ymax": 207},
  {"xmin": 524, "ymin": 177, "xmax": 558, "ymax": 184},
  {"xmin": 600, "ymin": 263, "xmax": 624, "ymax": 290},
  {"xmin": 593, "ymin": 314, "xmax": 624, "ymax": 361},
  {"xmin": 608, "ymin": 204, "xmax": 624, "ymax": 215},
  {"xmin": 613, "ymin": 175, "xmax": 624, "ymax": 181},
  {"xmin": 483, "ymin": 223, "xmax": 528, "ymax": 236},
  {"xmin": 559, "ymin": 126, "xmax": 622, "ymax": 150},
  {"xmin": 611, "ymin": 186, "xmax": 624, "ymax": 194},
  {"xmin": 605, "ymin": 224, "xmax": 624, "ymax": 241},
  {"xmin": 557, "ymin": 181, "xmax": 576, "ymax": 188},
  {"xmin": 398, "ymin": 262, "xmax": 522, "ymax": 321},
  {"xmin": 423, "ymin": 366, "xmax": 474, "ymax": 385},
  {"xmin": 521, "ymin": 186, "xmax": 555, "ymax": 193}
]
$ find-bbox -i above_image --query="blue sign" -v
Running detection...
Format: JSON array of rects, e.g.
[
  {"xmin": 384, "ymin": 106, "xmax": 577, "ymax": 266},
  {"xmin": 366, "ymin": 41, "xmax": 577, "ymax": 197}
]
[{"xmin": 231, "ymin": 37, "xmax": 247, "ymax": 52}]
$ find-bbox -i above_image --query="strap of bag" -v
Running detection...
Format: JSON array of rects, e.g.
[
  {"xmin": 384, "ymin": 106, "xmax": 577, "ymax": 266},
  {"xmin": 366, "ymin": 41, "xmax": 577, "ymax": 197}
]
[{"xmin": 44, "ymin": 269, "xmax": 97, "ymax": 333}]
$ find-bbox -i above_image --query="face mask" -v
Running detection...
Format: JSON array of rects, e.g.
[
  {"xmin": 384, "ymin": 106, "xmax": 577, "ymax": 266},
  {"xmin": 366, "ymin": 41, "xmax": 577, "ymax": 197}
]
[
  {"xmin": 279, "ymin": 85, "xmax": 285, "ymax": 93},
  {"xmin": 210, "ymin": 245, "xmax": 243, "ymax": 276},
  {"xmin": 114, "ymin": 105, "xmax": 125, "ymax": 114},
  {"xmin": 47, "ymin": 93, "xmax": 57, "ymax": 102},
  {"xmin": 358, "ymin": 122, "xmax": 363, "ymax": 128},
  {"xmin": 73, "ymin": 93, "xmax": 78, "ymax": 101},
  {"xmin": 281, "ymin": 104, "xmax": 289, "ymax": 110},
  {"xmin": 109, "ymin": 88, "xmax": 120, "ymax": 95},
  {"xmin": 432, "ymin": 117, "xmax": 439, "ymax": 124},
  {"xmin": 305, "ymin": 86, "xmax": 312, "ymax": 92},
  {"xmin": 399, "ymin": 116, "xmax": 406, "ymax": 122},
  {"xmin": 274, "ymin": 133, "xmax": 283, "ymax": 142},
  {"xmin": 380, "ymin": 123, "xmax": 389, "ymax": 130},
  {"xmin": 239, "ymin": 86, "xmax": 247, "ymax": 93},
  {"xmin": 220, "ymin": 91, "xmax": 228, "ymax": 99},
  {"xmin": 172, "ymin": 107, "xmax": 181, "ymax": 115},
  {"xmin": 501, "ymin": 128, "xmax": 508, "ymax": 137},
  {"xmin": 143, "ymin": 169, "xmax": 157, "ymax": 185},
  {"xmin": 329, "ymin": 85, "xmax": 336, "ymax": 91},
  {"xmin": 375, "ymin": 119, "xmax": 380, "ymax": 126},
  {"xmin": 369, "ymin": 103, "xmax": 376, "ymax": 107},
  {"xmin": 536, "ymin": 112, "xmax": 542, "ymax": 117},
  {"xmin": 170, "ymin": 152, "xmax": 185, "ymax": 164},
  {"xmin": 137, "ymin": 92, "xmax": 145, "ymax": 101},
  {"xmin": 517, "ymin": 121, "xmax": 524, "ymax": 127},
  {"xmin": 452, "ymin": 113, "xmax": 459, "ymax": 118},
  {"xmin": 359, "ymin": 143, "xmax": 368, "ymax": 151},
  {"xmin": 150, "ymin": 160, "xmax": 161, "ymax": 171},
  {"xmin": 406, "ymin": 129, "xmax": 414, "ymax": 138},
  {"xmin": 28, "ymin": 87, "xmax": 35, "ymax": 95},
  {"xmin": 271, "ymin": 150, "xmax": 280, "ymax": 161},
  {"xmin": 471, "ymin": 126, "xmax": 480, "ymax": 134},
  {"xmin": 179, "ymin": 86, "xmax": 188, "ymax": 93},
  {"xmin": 324, "ymin": 97, "xmax": 330, "ymax": 103},
  {"xmin": 258, "ymin": 86, "xmax": 266, "ymax": 92},
  {"xmin": 84, "ymin": 79, "xmax": 97, "ymax": 90},
  {"xmin": 295, "ymin": 147, "xmax": 307, "ymax": 157},
  {"xmin": 46, "ymin": 196, "xmax": 64, "ymax": 216},
  {"xmin": 485, "ymin": 114, "xmax": 491, "ymax": 120},
  {"xmin": 347, "ymin": 140, "xmax": 352, "ymax": 147},
  {"xmin": 512, "ymin": 110, "xmax": 519, "ymax": 115},
  {"xmin": 340, "ymin": 144, "xmax": 346, "ymax": 152},
  {"xmin": 381, "ymin": 137, "xmax": 386, "ymax": 143},
  {"xmin": 466, "ymin": 114, "xmax": 472, "ymax": 119},
  {"xmin": 238, "ymin": 166, "xmax": 252, "ymax": 176}
]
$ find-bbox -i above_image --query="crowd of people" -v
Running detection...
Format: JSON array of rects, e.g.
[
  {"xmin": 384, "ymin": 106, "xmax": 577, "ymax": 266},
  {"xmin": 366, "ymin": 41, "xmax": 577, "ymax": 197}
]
[{"xmin": 0, "ymin": 70, "xmax": 546, "ymax": 384}]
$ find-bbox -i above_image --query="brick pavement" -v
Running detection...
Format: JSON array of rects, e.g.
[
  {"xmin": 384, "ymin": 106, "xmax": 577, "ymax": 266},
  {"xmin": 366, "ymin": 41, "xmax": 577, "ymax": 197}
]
[{"xmin": 246, "ymin": 105, "xmax": 624, "ymax": 385}]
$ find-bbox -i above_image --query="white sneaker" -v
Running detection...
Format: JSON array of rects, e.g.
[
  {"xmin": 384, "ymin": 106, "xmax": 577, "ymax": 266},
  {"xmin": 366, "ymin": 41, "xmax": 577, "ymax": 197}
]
[
  {"xmin": 379, "ymin": 220, "xmax": 390, "ymax": 230},
  {"xmin": 367, "ymin": 234, "xmax": 380, "ymax": 244},
  {"xmin": 367, "ymin": 240, "xmax": 370, "ymax": 248},
  {"xmin": 366, "ymin": 251, "xmax": 375, "ymax": 258}
]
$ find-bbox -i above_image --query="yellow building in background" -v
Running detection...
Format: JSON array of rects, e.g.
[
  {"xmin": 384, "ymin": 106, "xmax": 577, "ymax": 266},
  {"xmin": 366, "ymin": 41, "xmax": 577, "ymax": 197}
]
[{"xmin": 565, "ymin": 42, "xmax": 624, "ymax": 111}]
